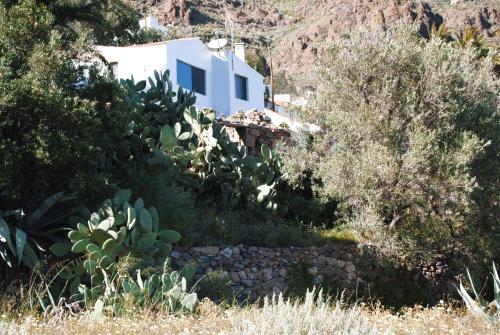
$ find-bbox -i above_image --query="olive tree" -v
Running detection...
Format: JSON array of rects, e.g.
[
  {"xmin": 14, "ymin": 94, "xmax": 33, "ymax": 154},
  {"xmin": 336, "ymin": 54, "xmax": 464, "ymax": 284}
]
[{"xmin": 282, "ymin": 25, "xmax": 499, "ymax": 259}]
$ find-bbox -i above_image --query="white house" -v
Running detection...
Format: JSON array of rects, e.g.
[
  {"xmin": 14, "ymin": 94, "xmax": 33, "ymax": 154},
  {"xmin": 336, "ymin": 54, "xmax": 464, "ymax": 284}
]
[
  {"xmin": 95, "ymin": 38, "xmax": 265, "ymax": 116},
  {"xmin": 138, "ymin": 15, "xmax": 169, "ymax": 33}
]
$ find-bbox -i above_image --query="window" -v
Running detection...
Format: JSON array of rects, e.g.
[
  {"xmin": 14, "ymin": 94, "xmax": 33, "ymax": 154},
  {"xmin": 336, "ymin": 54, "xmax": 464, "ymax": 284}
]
[
  {"xmin": 110, "ymin": 62, "xmax": 119, "ymax": 78},
  {"xmin": 176, "ymin": 60, "xmax": 206, "ymax": 95},
  {"xmin": 235, "ymin": 74, "xmax": 248, "ymax": 101}
]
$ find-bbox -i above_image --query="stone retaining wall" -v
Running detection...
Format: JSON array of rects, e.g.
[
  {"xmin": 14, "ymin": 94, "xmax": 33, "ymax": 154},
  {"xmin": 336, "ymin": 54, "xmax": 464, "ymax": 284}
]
[
  {"xmin": 222, "ymin": 121, "xmax": 290, "ymax": 156},
  {"xmin": 219, "ymin": 109, "xmax": 291, "ymax": 156},
  {"xmin": 172, "ymin": 244, "xmax": 455, "ymax": 300}
]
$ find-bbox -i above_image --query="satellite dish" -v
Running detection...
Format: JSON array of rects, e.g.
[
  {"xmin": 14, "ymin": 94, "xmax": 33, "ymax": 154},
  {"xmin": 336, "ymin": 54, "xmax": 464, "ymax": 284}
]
[{"xmin": 207, "ymin": 38, "xmax": 228, "ymax": 50}]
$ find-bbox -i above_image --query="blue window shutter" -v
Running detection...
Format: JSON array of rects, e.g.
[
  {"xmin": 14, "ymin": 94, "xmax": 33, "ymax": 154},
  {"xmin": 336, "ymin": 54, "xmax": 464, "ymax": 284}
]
[
  {"xmin": 235, "ymin": 74, "xmax": 248, "ymax": 100},
  {"xmin": 176, "ymin": 60, "xmax": 206, "ymax": 95},
  {"xmin": 177, "ymin": 60, "xmax": 192, "ymax": 90},
  {"xmin": 191, "ymin": 66, "xmax": 206, "ymax": 95}
]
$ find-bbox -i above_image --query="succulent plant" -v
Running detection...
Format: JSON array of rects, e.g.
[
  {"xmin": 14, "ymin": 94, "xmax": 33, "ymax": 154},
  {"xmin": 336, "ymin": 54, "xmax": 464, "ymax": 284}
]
[
  {"xmin": 91, "ymin": 260, "xmax": 198, "ymax": 315},
  {"xmin": 457, "ymin": 262, "xmax": 499, "ymax": 323},
  {"xmin": 51, "ymin": 189, "xmax": 181, "ymax": 298},
  {"xmin": 0, "ymin": 191, "xmax": 78, "ymax": 269},
  {"xmin": 121, "ymin": 265, "xmax": 197, "ymax": 312},
  {"xmin": 118, "ymin": 70, "xmax": 286, "ymax": 213},
  {"xmin": 152, "ymin": 103, "xmax": 285, "ymax": 212}
]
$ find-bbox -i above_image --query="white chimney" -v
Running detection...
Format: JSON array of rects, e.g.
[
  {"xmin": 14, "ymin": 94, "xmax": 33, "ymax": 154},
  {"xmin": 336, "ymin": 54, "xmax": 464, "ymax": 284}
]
[{"xmin": 234, "ymin": 42, "xmax": 246, "ymax": 63}]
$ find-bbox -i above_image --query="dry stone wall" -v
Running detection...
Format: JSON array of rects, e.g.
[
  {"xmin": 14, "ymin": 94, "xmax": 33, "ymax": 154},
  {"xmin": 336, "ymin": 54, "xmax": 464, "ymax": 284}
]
[
  {"xmin": 219, "ymin": 110, "xmax": 290, "ymax": 156},
  {"xmin": 172, "ymin": 243, "xmax": 456, "ymax": 301}
]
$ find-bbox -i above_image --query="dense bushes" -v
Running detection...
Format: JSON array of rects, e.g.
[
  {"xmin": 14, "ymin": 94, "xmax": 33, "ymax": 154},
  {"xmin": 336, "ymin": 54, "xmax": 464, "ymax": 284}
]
[
  {"xmin": 0, "ymin": 1, "xmax": 107, "ymax": 206},
  {"xmin": 2, "ymin": 1, "xmax": 499, "ymax": 317},
  {"xmin": 0, "ymin": 0, "xmax": 175, "ymax": 209},
  {"xmin": 0, "ymin": 4, "xmax": 289, "ymax": 311},
  {"xmin": 280, "ymin": 26, "xmax": 499, "ymax": 261}
]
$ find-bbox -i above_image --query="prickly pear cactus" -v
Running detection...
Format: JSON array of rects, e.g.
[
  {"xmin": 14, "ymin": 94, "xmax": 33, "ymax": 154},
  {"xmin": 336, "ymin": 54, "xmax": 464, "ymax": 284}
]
[{"xmin": 52, "ymin": 189, "xmax": 182, "ymax": 298}]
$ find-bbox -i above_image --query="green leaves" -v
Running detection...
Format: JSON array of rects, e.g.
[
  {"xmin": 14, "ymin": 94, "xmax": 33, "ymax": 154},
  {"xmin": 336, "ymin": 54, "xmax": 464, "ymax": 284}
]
[
  {"xmin": 183, "ymin": 107, "xmax": 198, "ymax": 126},
  {"xmin": 14, "ymin": 228, "xmax": 26, "ymax": 265},
  {"xmin": 97, "ymin": 218, "xmax": 113, "ymax": 231},
  {"xmin": 72, "ymin": 238, "xmax": 90, "ymax": 253},
  {"xmin": 0, "ymin": 218, "xmax": 14, "ymax": 253},
  {"xmin": 124, "ymin": 202, "xmax": 136, "ymax": 230},
  {"xmin": 261, "ymin": 144, "xmax": 272, "ymax": 161},
  {"xmin": 160, "ymin": 124, "xmax": 177, "ymax": 149},
  {"xmin": 457, "ymin": 263, "xmax": 500, "ymax": 322},
  {"xmin": 25, "ymin": 191, "xmax": 73, "ymax": 228},
  {"xmin": 65, "ymin": 190, "xmax": 183, "ymax": 302},
  {"xmin": 181, "ymin": 293, "xmax": 198, "ymax": 312},
  {"xmin": 113, "ymin": 189, "xmax": 132, "ymax": 206},
  {"xmin": 50, "ymin": 243, "xmax": 71, "ymax": 257},
  {"xmin": 156, "ymin": 242, "xmax": 172, "ymax": 257},
  {"xmin": 134, "ymin": 198, "xmax": 144, "ymax": 215},
  {"xmin": 69, "ymin": 230, "xmax": 88, "ymax": 243},
  {"xmin": 0, "ymin": 192, "xmax": 77, "ymax": 268},
  {"xmin": 158, "ymin": 230, "xmax": 181, "ymax": 243},
  {"xmin": 139, "ymin": 208, "xmax": 153, "ymax": 231},
  {"xmin": 135, "ymin": 80, "xmax": 146, "ymax": 91}
]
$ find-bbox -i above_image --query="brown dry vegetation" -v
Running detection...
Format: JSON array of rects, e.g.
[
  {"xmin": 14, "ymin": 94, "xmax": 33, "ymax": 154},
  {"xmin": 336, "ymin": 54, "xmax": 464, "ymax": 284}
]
[{"xmin": 0, "ymin": 293, "xmax": 498, "ymax": 335}]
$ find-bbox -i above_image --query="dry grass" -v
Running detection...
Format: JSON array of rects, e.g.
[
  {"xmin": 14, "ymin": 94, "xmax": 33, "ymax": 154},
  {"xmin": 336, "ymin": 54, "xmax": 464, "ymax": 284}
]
[{"xmin": 0, "ymin": 292, "xmax": 498, "ymax": 335}]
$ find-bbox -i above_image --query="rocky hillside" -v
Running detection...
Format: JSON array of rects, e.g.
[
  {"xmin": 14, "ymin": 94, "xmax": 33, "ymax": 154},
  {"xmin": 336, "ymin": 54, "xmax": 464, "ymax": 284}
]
[{"xmin": 131, "ymin": 0, "xmax": 499, "ymax": 91}]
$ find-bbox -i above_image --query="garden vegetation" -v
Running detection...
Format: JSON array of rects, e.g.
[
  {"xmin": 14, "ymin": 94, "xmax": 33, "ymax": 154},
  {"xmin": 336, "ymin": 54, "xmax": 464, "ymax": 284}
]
[
  {"xmin": 0, "ymin": 0, "xmax": 499, "ymax": 331},
  {"xmin": 280, "ymin": 25, "xmax": 499, "ymax": 264}
]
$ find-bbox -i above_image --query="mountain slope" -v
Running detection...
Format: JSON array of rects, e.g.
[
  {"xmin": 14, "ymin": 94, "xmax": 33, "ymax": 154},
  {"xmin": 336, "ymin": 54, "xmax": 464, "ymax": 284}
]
[{"xmin": 130, "ymin": 0, "xmax": 499, "ymax": 92}]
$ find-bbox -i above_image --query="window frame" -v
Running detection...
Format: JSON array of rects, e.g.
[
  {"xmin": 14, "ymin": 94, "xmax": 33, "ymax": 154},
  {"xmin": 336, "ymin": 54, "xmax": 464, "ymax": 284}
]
[
  {"xmin": 234, "ymin": 74, "xmax": 249, "ymax": 101},
  {"xmin": 110, "ymin": 62, "xmax": 119, "ymax": 79},
  {"xmin": 176, "ymin": 60, "xmax": 206, "ymax": 96}
]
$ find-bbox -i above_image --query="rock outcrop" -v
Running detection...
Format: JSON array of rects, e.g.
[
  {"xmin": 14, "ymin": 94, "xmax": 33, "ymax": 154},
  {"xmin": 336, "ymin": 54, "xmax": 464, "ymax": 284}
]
[
  {"xmin": 135, "ymin": 0, "xmax": 499, "ymax": 89},
  {"xmin": 157, "ymin": 0, "xmax": 192, "ymax": 25}
]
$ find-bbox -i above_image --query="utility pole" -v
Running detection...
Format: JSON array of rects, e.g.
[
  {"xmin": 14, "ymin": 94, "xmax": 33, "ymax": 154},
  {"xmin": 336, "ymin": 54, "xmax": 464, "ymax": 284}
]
[
  {"xmin": 266, "ymin": 37, "xmax": 275, "ymax": 111},
  {"xmin": 230, "ymin": 20, "xmax": 235, "ymax": 71}
]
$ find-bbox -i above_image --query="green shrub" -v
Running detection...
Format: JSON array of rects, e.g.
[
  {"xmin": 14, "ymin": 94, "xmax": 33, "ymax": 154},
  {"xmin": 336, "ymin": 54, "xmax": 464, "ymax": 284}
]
[
  {"xmin": 0, "ymin": 1, "xmax": 127, "ymax": 208},
  {"xmin": 118, "ymin": 71, "xmax": 286, "ymax": 215},
  {"xmin": 196, "ymin": 271, "xmax": 234, "ymax": 304},
  {"xmin": 281, "ymin": 25, "xmax": 499, "ymax": 260},
  {"xmin": 35, "ymin": 190, "xmax": 198, "ymax": 315},
  {"xmin": 93, "ymin": 260, "xmax": 198, "ymax": 315}
]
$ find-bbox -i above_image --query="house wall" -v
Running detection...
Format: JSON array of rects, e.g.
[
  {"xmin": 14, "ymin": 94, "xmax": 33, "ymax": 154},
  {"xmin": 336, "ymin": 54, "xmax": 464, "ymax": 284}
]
[
  {"xmin": 165, "ymin": 39, "xmax": 214, "ymax": 112},
  {"xmin": 95, "ymin": 38, "xmax": 265, "ymax": 117},
  {"xmin": 96, "ymin": 44, "xmax": 168, "ymax": 84},
  {"xmin": 211, "ymin": 54, "xmax": 231, "ymax": 116},
  {"xmin": 228, "ymin": 52, "xmax": 265, "ymax": 114}
]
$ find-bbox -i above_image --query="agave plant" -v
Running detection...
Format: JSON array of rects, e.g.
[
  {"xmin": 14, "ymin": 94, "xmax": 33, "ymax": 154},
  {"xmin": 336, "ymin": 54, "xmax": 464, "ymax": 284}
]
[
  {"xmin": 457, "ymin": 263, "xmax": 499, "ymax": 323},
  {"xmin": 0, "ymin": 192, "xmax": 77, "ymax": 268}
]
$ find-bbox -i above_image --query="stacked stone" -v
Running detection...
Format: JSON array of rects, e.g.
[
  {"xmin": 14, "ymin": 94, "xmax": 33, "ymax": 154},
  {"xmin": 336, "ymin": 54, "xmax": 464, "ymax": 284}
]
[
  {"xmin": 171, "ymin": 244, "xmax": 368, "ymax": 299},
  {"xmin": 413, "ymin": 254, "xmax": 455, "ymax": 293},
  {"xmin": 219, "ymin": 110, "xmax": 291, "ymax": 156},
  {"xmin": 224, "ymin": 109, "xmax": 273, "ymax": 126}
]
